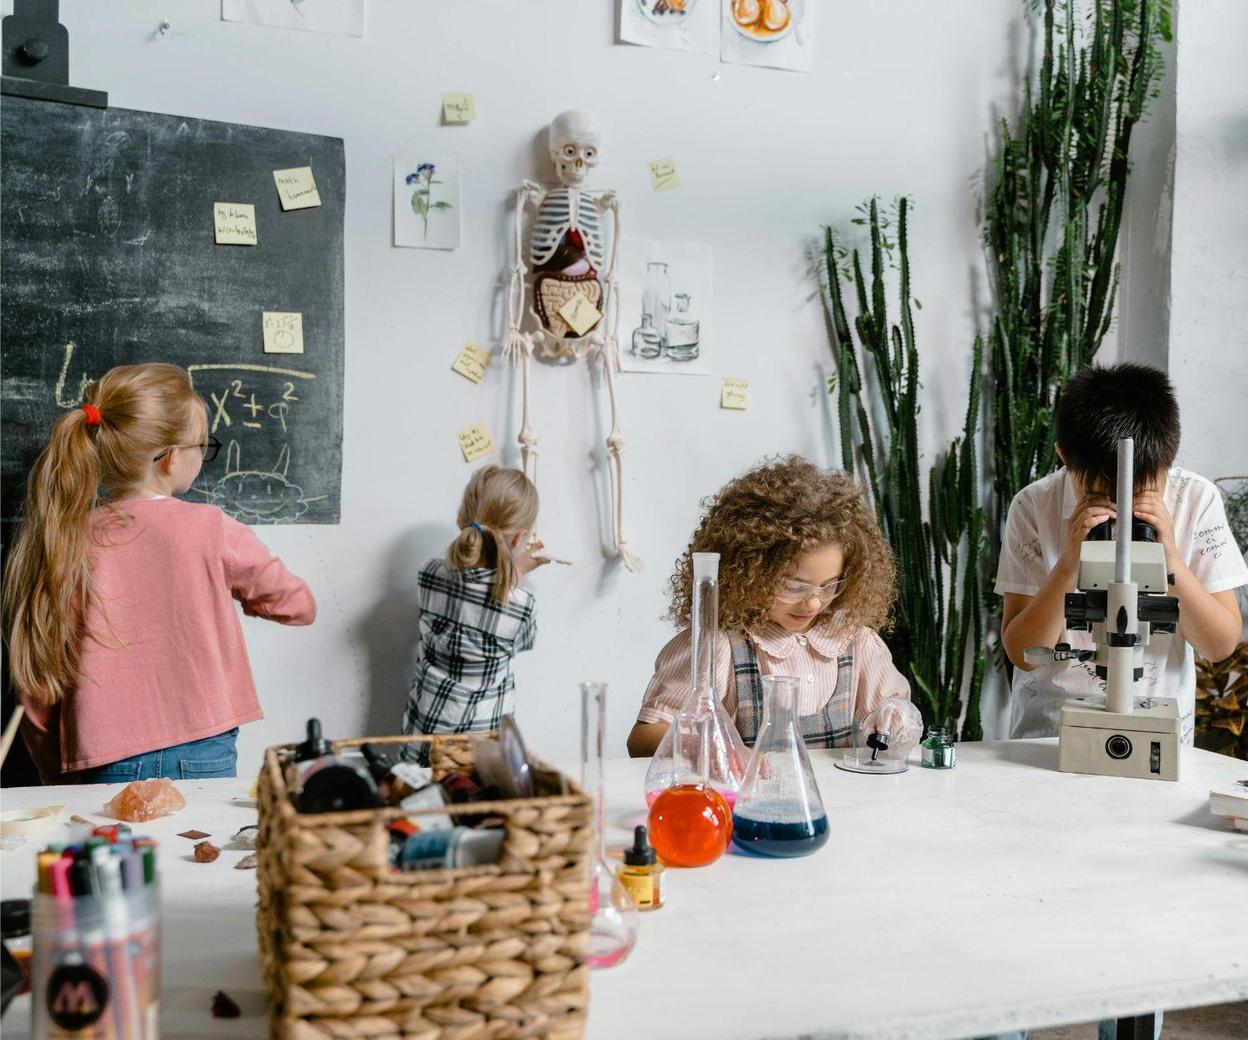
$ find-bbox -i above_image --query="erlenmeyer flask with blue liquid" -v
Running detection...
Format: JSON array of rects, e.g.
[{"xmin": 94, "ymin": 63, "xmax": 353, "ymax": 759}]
[{"xmin": 731, "ymin": 675, "xmax": 829, "ymax": 858}]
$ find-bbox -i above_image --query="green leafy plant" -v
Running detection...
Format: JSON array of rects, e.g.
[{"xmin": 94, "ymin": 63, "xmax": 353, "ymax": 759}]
[
  {"xmin": 1195, "ymin": 643, "xmax": 1248, "ymax": 761},
  {"xmin": 822, "ymin": 198, "xmax": 987, "ymax": 739}
]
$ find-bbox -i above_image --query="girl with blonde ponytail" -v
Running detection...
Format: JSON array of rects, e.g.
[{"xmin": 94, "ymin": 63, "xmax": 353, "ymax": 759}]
[
  {"xmin": 3, "ymin": 363, "xmax": 316, "ymax": 783},
  {"xmin": 402, "ymin": 465, "xmax": 547, "ymax": 761}
]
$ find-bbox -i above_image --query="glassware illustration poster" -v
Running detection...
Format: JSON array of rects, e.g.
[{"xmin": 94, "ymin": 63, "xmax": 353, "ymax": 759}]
[
  {"xmin": 720, "ymin": 0, "xmax": 813, "ymax": 73},
  {"xmin": 393, "ymin": 157, "xmax": 461, "ymax": 251},
  {"xmin": 620, "ymin": 238, "xmax": 713, "ymax": 376},
  {"xmin": 221, "ymin": 0, "xmax": 366, "ymax": 37},
  {"xmin": 620, "ymin": 0, "xmax": 712, "ymax": 54}
]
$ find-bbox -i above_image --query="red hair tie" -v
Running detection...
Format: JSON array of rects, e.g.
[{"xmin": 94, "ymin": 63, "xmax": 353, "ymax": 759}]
[{"xmin": 82, "ymin": 403, "xmax": 102, "ymax": 427}]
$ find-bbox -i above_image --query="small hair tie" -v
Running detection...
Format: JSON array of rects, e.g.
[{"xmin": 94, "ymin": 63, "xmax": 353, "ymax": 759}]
[
  {"xmin": 81, "ymin": 403, "xmax": 102, "ymax": 427},
  {"xmin": 468, "ymin": 521, "xmax": 484, "ymax": 534}
]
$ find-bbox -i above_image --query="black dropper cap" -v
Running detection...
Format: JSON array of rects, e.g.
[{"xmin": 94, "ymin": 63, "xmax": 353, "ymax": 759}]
[
  {"xmin": 624, "ymin": 825, "xmax": 656, "ymax": 867},
  {"xmin": 295, "ymin": 718, "xmax": 332, "ymax": 762}
]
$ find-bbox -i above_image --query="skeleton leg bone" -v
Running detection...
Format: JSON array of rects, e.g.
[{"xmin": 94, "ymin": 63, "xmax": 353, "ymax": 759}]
[{"xmin": 598, "ymin": 341, "xmax": 640, "ymax": 573}]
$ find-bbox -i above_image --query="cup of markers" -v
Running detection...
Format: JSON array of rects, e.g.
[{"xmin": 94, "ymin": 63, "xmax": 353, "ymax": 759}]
[{"xmin": 31, "ymin": 826, "xmax": 160, "ymax": 1040}]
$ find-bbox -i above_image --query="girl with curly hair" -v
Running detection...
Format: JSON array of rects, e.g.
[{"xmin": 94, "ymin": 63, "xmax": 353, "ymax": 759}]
[{"xmin": 627, "ymin": 455, "xmax": 910, "ymax": 756}]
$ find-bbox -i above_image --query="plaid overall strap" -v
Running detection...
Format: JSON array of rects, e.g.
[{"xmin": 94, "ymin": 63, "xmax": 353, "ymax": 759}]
[
  {"xmin": 799, "ymin": 649, "xmax": 855, "ymax": 749},
  {"xmin": 729, "ymin": 633, "xmax": 764, "ymax": 748}
]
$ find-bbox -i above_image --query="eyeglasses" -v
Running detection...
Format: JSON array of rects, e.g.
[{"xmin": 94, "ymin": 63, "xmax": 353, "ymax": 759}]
[
  {"xmin": 775, "ymin": 573, "xmax": 848, "ymax": 604},
  {"xmin": 153, "ymin": 436, "xmax": 221, "ymax": 463}
]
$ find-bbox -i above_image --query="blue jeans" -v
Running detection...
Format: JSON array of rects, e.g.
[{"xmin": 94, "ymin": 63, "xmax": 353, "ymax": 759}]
[{"xmin": 74, "ymin": 729, "xmax": 239, "ymax": 784}]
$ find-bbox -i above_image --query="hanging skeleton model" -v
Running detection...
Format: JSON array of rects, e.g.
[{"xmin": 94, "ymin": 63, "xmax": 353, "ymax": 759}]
[{"xmin": 502, "ymin": 110, "xmax": 640, "ymax": 573}]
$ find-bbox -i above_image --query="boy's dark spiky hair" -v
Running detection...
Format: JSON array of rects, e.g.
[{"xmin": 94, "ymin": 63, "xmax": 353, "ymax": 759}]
[{"xmin": 1055, "ymin": 362, "xmax": 1180, "ymax": 491}]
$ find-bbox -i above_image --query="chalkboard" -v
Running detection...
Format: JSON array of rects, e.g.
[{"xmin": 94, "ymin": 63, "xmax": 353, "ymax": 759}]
[{"xmin": 0, "ymin": 96, "xmax": 345, "ymax": 524}]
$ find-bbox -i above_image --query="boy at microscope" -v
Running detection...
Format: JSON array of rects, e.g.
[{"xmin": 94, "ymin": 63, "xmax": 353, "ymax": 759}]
[{"xmin": 996, "ymin": 362, "xmax": 1245, "ymax": 744}]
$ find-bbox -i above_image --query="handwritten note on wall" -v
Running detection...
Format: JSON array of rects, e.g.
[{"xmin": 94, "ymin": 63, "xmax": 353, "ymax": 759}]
[
  {"xmin": 213, "ymin": 202, "xmax": 257, "ymax": 245},
  {"xmin": 558, "ymin": 294, "xmax": 603, "ymax": 336},
  {"xmin": 442, "ymin": 93, "xmax": 478, "ymax": 124},
  {"xmin": 720, "ymin": 377, "xmax": 750, "ymax": 410},
  {"xmin": 452, "ymin": 342, "xmax": 492, "ymax": 383},
  {"xmin": 262, "ymin": 311, "xmax": 305, "ymax": 354},
  {"xmin": 647, "ymin": 157, "xmax": 681, "ymax": 192},
  {"xmin": 272, "ymin": 167, "xmax": 322, "ymax": 210},
  {"xmin": 457, "ymin": 423, "xmax": 495, "ymax": 462}
]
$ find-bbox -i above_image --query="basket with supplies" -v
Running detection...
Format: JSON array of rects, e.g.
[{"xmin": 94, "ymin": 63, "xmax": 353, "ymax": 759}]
[{"xmin": 256, "ymin": 717, "xmax": 592, "ymax": 1040}]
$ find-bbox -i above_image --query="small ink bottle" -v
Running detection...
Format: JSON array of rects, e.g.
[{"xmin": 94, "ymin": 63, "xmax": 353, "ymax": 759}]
[
  {"xmin": 289, "ymin": 719, "xmax": 380, "ymax": 813},
  {"xmin": 617, "ymin": 826, "xmax": 663, "ymax": 911},
  {"xmin": 920, "ymin": 725, "xmax": 956, "ymax": 769}
]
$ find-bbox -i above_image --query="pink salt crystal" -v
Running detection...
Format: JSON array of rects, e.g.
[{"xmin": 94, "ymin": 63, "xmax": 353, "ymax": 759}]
[{"xmin": 105, "ymin": 778, "xmax": 187, "ymax": 822}]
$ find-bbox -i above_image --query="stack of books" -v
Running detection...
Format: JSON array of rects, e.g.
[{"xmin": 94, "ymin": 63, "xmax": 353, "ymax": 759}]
[{"xmin": 1209, "ymin": 779, "xmax": 1248, "ymax": 831}]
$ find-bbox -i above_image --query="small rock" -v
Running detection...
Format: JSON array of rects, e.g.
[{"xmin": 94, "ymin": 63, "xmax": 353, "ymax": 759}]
[
  {"xmin": 234, "ymin": 853, "xmax": 258, "ymax": 870},
  {"xmin": 193, "ymin": 840, "xmax": 221, "ymax": 863},
  {"xmin": 211, "ymin": 990, "xmax": 240, "ymax": 1018},
  {"xmin": 105, "ymin": 779, "xmax": 186, "ymax": 822}
]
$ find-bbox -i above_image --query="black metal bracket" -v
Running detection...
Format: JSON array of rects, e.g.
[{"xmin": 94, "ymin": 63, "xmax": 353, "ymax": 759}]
[{"xmin": 2, "ymin": 0, "xmax": 106, "ymax": 108}]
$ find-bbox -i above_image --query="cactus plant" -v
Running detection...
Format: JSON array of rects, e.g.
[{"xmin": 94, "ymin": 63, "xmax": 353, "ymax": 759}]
[
  {"xmin": 986, "ymin": 0, "xmax": 1172, "ymax": 549},
  {"xmin": 823, "ymin": 198, "xmax": 987, "ymax": 739}
]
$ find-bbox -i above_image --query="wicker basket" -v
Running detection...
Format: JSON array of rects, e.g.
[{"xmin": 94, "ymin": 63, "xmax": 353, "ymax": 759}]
[{"xmin": 256, "ymin": 732, "xmax": 593, "ymax": 1040}]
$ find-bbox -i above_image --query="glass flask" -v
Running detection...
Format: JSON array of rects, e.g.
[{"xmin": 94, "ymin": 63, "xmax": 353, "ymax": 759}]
[
  {"xmin": 647, "ymin": 710, "xmax": 734, "ymax": 867},
  {"xmin": 580, "ymin": 681, "xmax": 638, "ymax": 969},
  {"xmin": 664, "ymin": 293, "xmax": 700, "ymax": 362},
  {"xmin": 642, "ymin": 261, "xmax": 671, "ymax": 339},
  {"xmin": 643, "ymin": 552, "xmax": 748, "ymax": 808},
  {"xmin": 631, "ymin": 313, "xmax": 663, "ymax": 359},
  {"xmin": 835, "ymin": 698, "xmax": 924, "ymax": 775},
  {"xmin": 731, "ymin": 676, "xmax": 829, "ymax": 858},
  {"xmin": 920, "ymin": 724, "xmax": 957, "ymax": 769}
]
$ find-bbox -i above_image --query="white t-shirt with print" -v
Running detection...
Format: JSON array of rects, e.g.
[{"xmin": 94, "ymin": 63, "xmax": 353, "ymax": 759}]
[{"xmin": 994, "ymin": 466, "xmax": 1247, "ymax": 743}]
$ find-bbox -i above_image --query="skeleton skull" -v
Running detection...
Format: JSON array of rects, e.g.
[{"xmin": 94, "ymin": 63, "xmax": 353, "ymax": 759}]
[{"xmin": 549, "ymin": 110, "xmax": 600, "ymax": 188}]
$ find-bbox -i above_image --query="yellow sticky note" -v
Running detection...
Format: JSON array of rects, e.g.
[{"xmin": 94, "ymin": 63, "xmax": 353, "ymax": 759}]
[
  {"xmin": 442, "ymin": 93, "xmax": 478, "ymax": 124},
  {"xmin": 721, "ymin": 378, "xmax": 750, "ymax": 410},
  {"xmin": 452, "ymin": 342, "xmax": 492, "ymax": 384},
  {"xmin": 272, "ymin": 166, "xmax": 321, "ymax": 210},
  {"xmin": 213, "ymin": 202, "xmax": 257, "ymax": 245},
  {"xmin": 262, "ymin": 311, "xmax": 304, "ymax": 354},
  {"xmin": 647, "ymin": 157, "xmax": 681, "ymax": 192},
  {"xmin": 457, "ymin": 423, "xmax": 495, "ymax": 462},
  {"xmin": 558, "ymin": 294, "xmax": 602, "ymax": 337}
]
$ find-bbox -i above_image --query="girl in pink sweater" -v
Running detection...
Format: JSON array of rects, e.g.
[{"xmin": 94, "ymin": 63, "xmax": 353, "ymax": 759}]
[{"xmin": 3, "ymin": 363, "xmax": 316, "ymax": 784}]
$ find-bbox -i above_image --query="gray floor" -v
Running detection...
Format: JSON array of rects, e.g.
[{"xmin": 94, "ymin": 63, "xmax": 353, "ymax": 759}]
[{"xmin": 1032, "ymin": 1002, "xmax": 1248, "ymax": 1040}]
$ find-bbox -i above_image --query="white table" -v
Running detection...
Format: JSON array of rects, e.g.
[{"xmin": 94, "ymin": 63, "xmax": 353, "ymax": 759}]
[{"xmin": 2, "ymin": 741, "xmax": 1246, "ymax": 1039}]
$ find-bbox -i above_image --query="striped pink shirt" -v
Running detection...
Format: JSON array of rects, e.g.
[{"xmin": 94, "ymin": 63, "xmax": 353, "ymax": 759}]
[
  {"xmin": 18, "ymin": 497, "xmax": 316, "ymax": 779},
  {"xmin": 636, "ymin": 613, "xmax": 910, "ymax": 730}
]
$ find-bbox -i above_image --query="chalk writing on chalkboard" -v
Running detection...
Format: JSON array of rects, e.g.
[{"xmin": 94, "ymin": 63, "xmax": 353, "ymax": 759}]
[{"xmin": 183, "ymin": 363, "xmax": 317, "ymax": 521}]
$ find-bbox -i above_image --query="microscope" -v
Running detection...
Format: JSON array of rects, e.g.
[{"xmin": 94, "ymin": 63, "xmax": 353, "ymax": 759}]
[{"xmin": 1025, "ymin": 438, "xmax": 1182, "ymax": 781}]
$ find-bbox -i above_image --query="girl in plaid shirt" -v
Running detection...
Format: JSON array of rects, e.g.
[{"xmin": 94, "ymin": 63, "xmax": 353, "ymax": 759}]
[
  {"xmin": 627, "ymin": 455, "xmax": 910, "ymax": 756},
  {"xmin": 403, "ymin": 466, "xmax": 548, "ymax": 761}
]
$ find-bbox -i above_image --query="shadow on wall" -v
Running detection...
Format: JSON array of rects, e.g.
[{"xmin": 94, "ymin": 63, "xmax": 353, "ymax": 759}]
[{"xmin": 356, "ymin": 524, "xmax": 453, "ymax": 740}]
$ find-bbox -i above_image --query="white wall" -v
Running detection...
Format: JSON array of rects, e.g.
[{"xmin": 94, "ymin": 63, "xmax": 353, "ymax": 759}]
[
  {"xmin": 16, "ymin": 1, "xmax": 1184, "ymax": 769},
  {"xmin": 1169, "ymin": 0, "xmax": 1248, "ymax": 486}
]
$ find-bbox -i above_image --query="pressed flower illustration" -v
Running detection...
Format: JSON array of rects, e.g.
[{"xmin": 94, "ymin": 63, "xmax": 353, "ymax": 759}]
[{"xmin": 406, "ymin": 163, "xmax": 453, "ymax": 241}]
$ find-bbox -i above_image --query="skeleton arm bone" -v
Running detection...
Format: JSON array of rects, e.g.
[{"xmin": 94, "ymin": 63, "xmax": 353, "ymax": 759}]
[
  {"xmin": 503, "ymin": 183, "xmax": 541, "ymax": 362},
  {"xmin": 506, "ymin": 182, "xmax": 543, "ymax": 479}
]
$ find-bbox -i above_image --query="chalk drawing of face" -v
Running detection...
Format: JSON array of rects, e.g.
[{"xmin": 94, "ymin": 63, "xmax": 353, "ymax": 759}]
[{"xmin": 200, "ymin": 441, "xmax": 311, "ymax": 523}]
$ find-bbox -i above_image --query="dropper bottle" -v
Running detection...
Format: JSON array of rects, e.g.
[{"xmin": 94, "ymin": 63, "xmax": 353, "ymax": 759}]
[{"xmin": 617, "ymin": 826, "xmax": 663, "ymax": 911}]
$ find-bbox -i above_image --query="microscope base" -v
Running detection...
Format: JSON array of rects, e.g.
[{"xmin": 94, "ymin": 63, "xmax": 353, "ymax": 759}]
[{"xmin": 1058, "ymin": 696, "xmax": 1181, "ymax": 781}]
